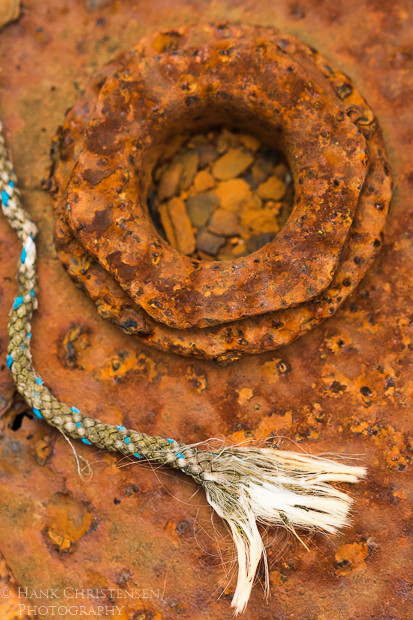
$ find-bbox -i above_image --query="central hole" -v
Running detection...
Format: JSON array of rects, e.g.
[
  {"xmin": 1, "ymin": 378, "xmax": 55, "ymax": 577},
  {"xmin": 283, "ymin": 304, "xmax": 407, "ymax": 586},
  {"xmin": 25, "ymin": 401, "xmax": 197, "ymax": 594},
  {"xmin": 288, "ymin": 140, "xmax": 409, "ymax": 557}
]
[{"xmin": 148, "ymin": 128, "xmax": 294, "ymax": 260}]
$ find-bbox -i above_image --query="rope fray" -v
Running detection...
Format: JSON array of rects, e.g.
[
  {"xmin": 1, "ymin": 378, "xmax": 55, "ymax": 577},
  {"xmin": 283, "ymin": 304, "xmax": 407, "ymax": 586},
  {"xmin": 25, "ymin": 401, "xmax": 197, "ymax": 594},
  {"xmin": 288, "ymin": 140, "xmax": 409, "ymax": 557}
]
[
  {"xmin": 199, "ymin": 446, "xmax": 366, "ymax": 614},
  {"xmin": 0, "ymin": 119, "xmax": 367, "ymax": 615}
]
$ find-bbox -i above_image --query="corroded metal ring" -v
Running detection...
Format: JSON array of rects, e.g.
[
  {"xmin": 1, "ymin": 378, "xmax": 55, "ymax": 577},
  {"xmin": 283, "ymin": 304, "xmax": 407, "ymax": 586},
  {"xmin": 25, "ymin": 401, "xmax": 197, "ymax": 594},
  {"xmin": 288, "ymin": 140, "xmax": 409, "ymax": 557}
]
[{"xmin": 50, "ymin": 23, "xmax": 391, "ymax": 362}]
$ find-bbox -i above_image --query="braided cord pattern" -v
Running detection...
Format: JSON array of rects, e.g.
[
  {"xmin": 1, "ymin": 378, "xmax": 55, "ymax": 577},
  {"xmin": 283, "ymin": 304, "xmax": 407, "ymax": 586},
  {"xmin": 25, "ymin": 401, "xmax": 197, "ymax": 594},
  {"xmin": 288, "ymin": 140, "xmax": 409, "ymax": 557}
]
[{"xmin": 0, "ymin": 120, "xmax": 209, "ymax": 481}]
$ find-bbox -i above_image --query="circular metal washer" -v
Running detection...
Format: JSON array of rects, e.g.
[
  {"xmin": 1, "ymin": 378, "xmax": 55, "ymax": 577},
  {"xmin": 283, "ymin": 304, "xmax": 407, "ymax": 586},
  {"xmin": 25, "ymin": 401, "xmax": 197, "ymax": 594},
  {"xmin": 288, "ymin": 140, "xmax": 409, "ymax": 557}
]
[{"xmin": 50, "ymin": 23, "xmax": 391, "ymax": 361}]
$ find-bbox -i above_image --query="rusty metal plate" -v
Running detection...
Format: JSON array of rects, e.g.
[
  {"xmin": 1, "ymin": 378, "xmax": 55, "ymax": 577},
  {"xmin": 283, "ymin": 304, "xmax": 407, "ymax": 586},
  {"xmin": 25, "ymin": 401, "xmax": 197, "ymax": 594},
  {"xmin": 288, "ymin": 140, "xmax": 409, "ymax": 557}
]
[{"xmin": 0, "ymin": 1, "xmax": 412, "ymax": 620}]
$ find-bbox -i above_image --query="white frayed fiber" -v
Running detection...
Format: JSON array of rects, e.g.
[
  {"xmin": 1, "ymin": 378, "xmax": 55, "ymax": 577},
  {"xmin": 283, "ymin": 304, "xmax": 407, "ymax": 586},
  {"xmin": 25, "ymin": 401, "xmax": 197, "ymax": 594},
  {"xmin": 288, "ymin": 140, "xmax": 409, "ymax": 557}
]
[{"xmin": 201, "ymin": 446, "xmax": 366, "ymax": 614}]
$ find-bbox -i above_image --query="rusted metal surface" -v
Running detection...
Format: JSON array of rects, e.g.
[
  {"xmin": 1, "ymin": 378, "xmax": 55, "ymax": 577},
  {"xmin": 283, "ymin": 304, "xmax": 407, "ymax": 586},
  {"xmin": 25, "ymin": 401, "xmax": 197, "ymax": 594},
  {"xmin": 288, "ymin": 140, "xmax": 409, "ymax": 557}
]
[
  {"xmin": 49, "ymin": 24, "xmax": 391, "ymax": 361},
  {"xmin": 0, "ymin": 1, "xmax": 412, "ymax": 619}
]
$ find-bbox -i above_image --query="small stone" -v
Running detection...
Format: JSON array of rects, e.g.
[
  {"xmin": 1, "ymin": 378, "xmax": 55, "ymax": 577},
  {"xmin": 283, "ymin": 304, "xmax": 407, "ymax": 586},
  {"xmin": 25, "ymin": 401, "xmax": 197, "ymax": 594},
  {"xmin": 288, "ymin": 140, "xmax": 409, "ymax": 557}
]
[
  {"xmin": 257, "ymin": 176, "xmax": 286, "ymax": 201},
  {"xmin": 265, "ymin": 200, "xmax": 283, "ymax": 219},
  {"xmin": 231, "ymin": 238, "xmax": 248, "ymax": 256},
  {"xmin": 214, "ymin": 179, "xmax": 251, "ymax": 210},
  {"xmin": 241, "ymin": 199, "xmax": 281, "ymax": 235},
  {"xmin": 216, "ymin": 242, "xmax": 234, "ymax": 260},
  {"xmin": 217, "ymin": 238, "xmax": 246, "ymax": 259},
  {"xmin": 187, "ymin": 192, "xmax": 219, "ymax": 227},
  {"xmin": 212, "ymin": 148, "xmax": 254, "ymax": 180},
  {"xmin": 239, "ymin": 194, "xmax": 263, "ymax": 219},
  {"xmin": 248, "ymin": 162, "xmax": 270, "ymax": 187},
  {"xmin": 154, "ymin": 162, "xmax": 166, "ymax": 183},
  {"xmin": 196, "ymin": 143, "xmax": 218, "ymax": 167},
  {"xmin": 256, "ymin": 154, "xmax": 276, "ymax": 175},
  {"xmin": 157, "ymin": 162, "xmax": 183, "ymax": 201},
  {"xmin": 158, "ymin": 201, "xmax": 178, "ymax": 248},
  {"xmin": 245, "ymin": 233, "xmax": 275, "ymax": 253},
  {"xmin": 216, "ymin": 128, "xmax": 239, "ymax": 154},
  {"xmin": 274, "ymin": 162, "xmax": 290, "ymax": 180},
  {"xmin": 167, "ymin": 197, "xmax": 196, "ymax": 255},
  {"xmin": 208, "ymin": 209, "xmax": 241, "ymax": 236},
  {"xmin": 188, "ymin": 133, "xmax": 209, "ymax": 146},
  {"xmin": 217, "ymin": 241, "xmax": 236, "ymax": 260},
  {"xmin": 196, "ymin": 229, "xmax": 226, "ymax": 255},
  {"xmin": 177, "ymin": 150, "xmax": 199, "ymax": 190},
  {"xmin": 247, "ymin": 210, "xmax": 281, "ymax": 235},
  {"xmin": 193, "ymin": 170, "xmax": 216, "ymax": 193},
  {"xmin": 239, "ymin": 133, "xmax": 260, "ymax": 152}
]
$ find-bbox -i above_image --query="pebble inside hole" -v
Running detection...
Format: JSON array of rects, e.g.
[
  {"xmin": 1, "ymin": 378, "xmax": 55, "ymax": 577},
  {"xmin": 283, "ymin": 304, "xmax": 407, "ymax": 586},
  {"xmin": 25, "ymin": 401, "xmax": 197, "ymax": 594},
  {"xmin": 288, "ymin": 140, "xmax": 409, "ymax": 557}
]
[{"xmin": 147, "ymin": 127, "xmax": 294, "ymax": 261}]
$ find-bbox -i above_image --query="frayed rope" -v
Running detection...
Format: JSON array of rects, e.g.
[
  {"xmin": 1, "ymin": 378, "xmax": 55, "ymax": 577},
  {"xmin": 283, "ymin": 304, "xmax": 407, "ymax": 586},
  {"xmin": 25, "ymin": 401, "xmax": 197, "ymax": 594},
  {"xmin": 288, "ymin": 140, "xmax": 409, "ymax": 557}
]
[{"xmin": 201, "ymin": 446, "xmax": 366, "ymax": 614}]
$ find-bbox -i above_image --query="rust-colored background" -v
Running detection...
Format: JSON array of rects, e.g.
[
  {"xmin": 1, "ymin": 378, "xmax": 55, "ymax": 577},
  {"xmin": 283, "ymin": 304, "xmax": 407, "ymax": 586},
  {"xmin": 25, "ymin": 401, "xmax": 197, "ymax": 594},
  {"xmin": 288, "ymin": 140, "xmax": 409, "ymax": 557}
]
[{"xmin": 0, "ymin": 1, "xmax": 412, "ymax": 619}]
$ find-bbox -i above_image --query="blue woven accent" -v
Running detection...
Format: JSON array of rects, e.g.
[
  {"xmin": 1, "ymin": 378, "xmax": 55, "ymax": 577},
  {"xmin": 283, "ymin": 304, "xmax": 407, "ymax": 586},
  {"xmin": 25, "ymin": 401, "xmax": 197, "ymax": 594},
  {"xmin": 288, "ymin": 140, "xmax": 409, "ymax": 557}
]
[
  {"xmin": 1, "ymin": 190, "xmax": 9, "ymax": 206},
  {"xmin": 13, "ymin": 296, "xmax": 24, "ymax": 309}
]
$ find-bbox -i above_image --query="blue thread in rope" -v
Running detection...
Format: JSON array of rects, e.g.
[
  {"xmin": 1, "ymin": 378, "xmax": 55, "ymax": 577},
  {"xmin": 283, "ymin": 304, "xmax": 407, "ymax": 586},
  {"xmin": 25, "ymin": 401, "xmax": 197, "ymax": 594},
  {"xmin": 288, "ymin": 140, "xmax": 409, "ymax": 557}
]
[
  {"xmin": 176, "ymin": 452, "xmax": 185, "ymax": 460},
  {"xmin": 33, "ymin": 408, "xmax": 43, "ymax": 420},
  {"xmin": 82, "ymin": 438, "xmax": 91, "ymax": 445},
  {"xmin": 30, "ymin": 289, "xmax": 35, "ymax": 297},
  {"xmin": 71, "ymin": 406, "xmax": 80, "ymax": 413},
  {"xmin": 8, "ymin": 180, "xmax": 14, "ymax": 188},
  {"xmin": 134, "ymin": 452, "xmax": 142, "ymax": 459},
  {"xmin": 20, "ymin": 247, "xmax": 27, "ymax": 263},
  {"xmin": 125, "ymin": 437, "xmax": 131, "ymax": 445},
  {"xmin": 35, "ymin": 376, "xmax": 43, "ymax": 385},
  {"xmin": 13, "ymin": 296, "xmax": 23, "ymax": 309},
  {"xmin": 7, "ymin": 354, "xmax": 13, "ymax": 369},
  {"xmin": 117, "ymin": 425, "xmax": 126, "ymax": 431},
  {"xmin": 75, "ymin": 422, "xmax": 82, "ymax": 428},
  {"xmin": 1, "ymin": 190, "xmax": 9, "ymax": 206}
]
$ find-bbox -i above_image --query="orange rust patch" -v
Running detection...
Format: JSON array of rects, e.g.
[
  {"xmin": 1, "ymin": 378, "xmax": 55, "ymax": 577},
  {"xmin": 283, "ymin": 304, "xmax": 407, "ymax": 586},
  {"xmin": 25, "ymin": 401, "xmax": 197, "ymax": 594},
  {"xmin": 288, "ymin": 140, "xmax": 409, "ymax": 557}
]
[
  {"xmin": 45, "ymin": 494, "xmax": 94, "ymax": 552},
  {"xmin": 335, "ymin": 541, "xmax": 370, "ymax": 577}
]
